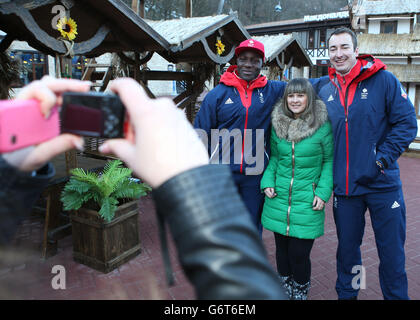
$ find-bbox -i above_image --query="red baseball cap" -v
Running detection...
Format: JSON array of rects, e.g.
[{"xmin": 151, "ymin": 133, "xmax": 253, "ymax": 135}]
[{"xmin": 235, "ymin": 39, "xmax": 265, "ymax": 61}]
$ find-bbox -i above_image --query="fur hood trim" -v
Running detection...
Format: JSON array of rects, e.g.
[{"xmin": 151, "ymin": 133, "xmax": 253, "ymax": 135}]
[{"xmin": 271, "ymin": 99, "xmax": 328, "ymax": 143}]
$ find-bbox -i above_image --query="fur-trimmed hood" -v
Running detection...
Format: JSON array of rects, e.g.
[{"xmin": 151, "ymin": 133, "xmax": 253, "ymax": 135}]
[{"xmin": 271, "ymin": 99, "xmax": 328, "ymax": 143}]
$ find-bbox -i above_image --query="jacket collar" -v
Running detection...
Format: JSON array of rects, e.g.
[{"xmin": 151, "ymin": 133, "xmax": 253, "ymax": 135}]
[
  {"xmin": 271, "ymin": 99, "xmax": 328, "ymax": 143},
  {"xmin": 328, "ymin": 55, "xmax": 387, "ymax": 84}
]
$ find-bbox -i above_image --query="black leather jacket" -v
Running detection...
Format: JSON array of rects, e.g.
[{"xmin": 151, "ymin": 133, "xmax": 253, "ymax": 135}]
[
  {"xmin": 153, "ymin": 164, "xmax": 286, "ymax": 299},
  {"xmin": 0, "ymin": 157, "xmax": 54, "ymax": 245}
]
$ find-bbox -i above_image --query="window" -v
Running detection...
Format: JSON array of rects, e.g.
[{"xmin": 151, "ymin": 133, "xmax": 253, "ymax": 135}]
[
  {"xmin": 319, "ymin": 29, "xmax": 326, "ymax": 48},
  {"xmin": 380, "ymin": 21, "xmax": 397, "ymax": 34},
  {"xmin": 71, "ymin": 56, "xmax": 88, "ymax": 79},
  {"xmin": 10, "ymin": 51, "xmax": 49, "ymax": 86},
  {"xmin": 308, "ymin": 29, "xmax": 315, "ymax": 49}
]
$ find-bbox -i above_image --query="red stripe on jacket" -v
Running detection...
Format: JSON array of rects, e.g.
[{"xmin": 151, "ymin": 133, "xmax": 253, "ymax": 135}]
[
  {"xmin": 328, "ymin": 55, "xmax": 387, "ymax": 195},
  {"xmin": 220, "ymin": 66, "xmax": 267, "ymax": 173}
]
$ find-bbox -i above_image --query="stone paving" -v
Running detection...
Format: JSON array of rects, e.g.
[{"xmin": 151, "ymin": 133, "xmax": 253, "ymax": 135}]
[{"xmin": 1, "ymin": 156, "xmax": 419, "ymax": 300}]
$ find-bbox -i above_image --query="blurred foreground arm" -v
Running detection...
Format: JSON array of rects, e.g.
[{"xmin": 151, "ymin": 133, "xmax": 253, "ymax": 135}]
[{"xmin": 0, "ymin": 77, "xmax": 91, "ymax": 245}]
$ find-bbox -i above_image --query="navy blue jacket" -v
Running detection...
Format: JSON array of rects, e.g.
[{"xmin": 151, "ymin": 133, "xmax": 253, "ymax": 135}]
[
  {"xmin": 194, "ymin": 66, "xmax": 285, "ymax": 176},
  {"xmin": 315, "ymin": 56, "xmax": 417, "ymax": 196}
]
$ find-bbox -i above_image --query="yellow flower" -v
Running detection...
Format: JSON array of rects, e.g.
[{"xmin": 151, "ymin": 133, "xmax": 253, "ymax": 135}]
[
  {"xmin": 57, "ymin": 17, "xmax": 78, "ymax": 41},
  {"xmin": 216, "ymin": 39, "xmax": 225, "ymax": 56}
]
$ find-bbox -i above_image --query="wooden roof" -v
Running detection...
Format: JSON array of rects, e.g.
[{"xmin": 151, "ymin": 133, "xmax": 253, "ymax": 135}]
[
  {"xmin": 0, "ymin": 2, "xmax": 250, "ymax": 65},
  {"xmin": 386, "ymin": 64, "xmax": 420, "ymax": 83},
  {"xmin": 358, "ymin": 30, "xmax": 420, "ymax": 56},
  {"xmin": 147, "ymin": 14, "xmax": 250, "ymax": 64},
  {"xmin": 0, "ymin": 0, "xmax": 170, "ymax": 57},
  {"xmin": 353, "ymin": 0, "xmax": 420, "ymax": 16},
  {"xmin": 254, "ymin": 34, "xmax": 312, "ymax": 68}
]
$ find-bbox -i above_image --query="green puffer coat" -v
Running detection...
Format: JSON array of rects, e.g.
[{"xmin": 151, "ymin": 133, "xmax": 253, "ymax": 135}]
[{"xmin": 260, "ymin": 99, "xmax": 334, "ymax": 239}]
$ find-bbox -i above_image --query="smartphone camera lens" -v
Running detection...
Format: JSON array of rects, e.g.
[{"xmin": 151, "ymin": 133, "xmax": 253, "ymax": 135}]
[{"xmin": 11, "ymin": 135, "xmax": 17, "ymax": 145}]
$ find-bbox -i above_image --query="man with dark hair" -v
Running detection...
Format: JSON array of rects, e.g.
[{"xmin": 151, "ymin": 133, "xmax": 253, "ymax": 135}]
[
  {"xmin": 194, "ymin": 39, "xmax": 286, "ymax": 234},
  {"xmin": 315, "ymin": 27, "xmax": 417, "ymax": 300},
  {"xmin": 327, "ymin": 27, "xmax": 358, "ymax": 50}
]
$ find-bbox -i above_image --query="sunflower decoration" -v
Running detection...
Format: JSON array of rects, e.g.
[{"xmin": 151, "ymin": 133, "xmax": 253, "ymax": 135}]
[
  {"xmin": 215, "ymin": 39, "xmax": 225, "ymax": 56},
  {"xmin": 57, "ymin": 16, "xmax": 78, "ymax": 41}
]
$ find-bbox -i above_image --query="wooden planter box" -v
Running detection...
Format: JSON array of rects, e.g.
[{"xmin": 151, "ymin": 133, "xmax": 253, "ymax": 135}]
[{"xmin": 70, "ymin": 200, "xmax": 141, "ymax": 273}]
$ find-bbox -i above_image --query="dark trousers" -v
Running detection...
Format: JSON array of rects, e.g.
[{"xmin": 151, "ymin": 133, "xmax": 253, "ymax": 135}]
[
  {"xmin": 232, "ymin": 173, "xmax": 264, "ymax": 235},
  {"xmin": 274, "ymin": 233, "xmax": 315, "ymax": 284},
  {"xmin": 333, "ymin": 188, "xmax": 409, "ymax": 300}
]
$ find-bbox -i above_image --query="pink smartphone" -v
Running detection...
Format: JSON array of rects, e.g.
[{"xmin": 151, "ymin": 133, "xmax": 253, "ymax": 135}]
[{"xmin": 0, "ymin": 99, "xmax": 60, "ymax": 153}]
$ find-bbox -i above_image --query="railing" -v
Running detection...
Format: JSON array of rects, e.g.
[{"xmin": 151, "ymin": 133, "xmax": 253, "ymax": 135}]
[{"xmin": 305, "ymin": 48, "xmax": 328, "ymax": 58}]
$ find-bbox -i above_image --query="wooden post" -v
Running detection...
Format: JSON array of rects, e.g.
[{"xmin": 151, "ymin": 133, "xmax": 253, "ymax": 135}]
[
  {"xmin": 131, "ymin": 0, "xmax": 138, "ymax": 14},
  {"xmin": 54, "ymin": 54, "xmax": 78, "ymax": 173},
  {"xmin": 132, "ymin": 0, "xmax": 145, "ymax": 17},
  {"xmin": 185, "ymin": 0, "xmax": 192, "ymax": 18},
  {"xmin": 139, "ymin": 0, "xmax": 145, "ymax": 18}
]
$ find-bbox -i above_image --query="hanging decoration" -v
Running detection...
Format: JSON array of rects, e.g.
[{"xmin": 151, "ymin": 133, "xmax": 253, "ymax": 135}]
[
  {"xmin": 55, "ymin": 16, "xmax": 78, "ymax": 78},
  {"xmin": 56, "ymin": 16, "xmax": 78, "ymax": 41},
  {"xmin": 215, "ymin": 38, "xmax": 225, "ymax": 56}
]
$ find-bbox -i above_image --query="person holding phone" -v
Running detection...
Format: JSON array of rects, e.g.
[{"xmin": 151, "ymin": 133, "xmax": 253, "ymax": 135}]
[
  {"xmin": 0, "ymin": 77, "xmax": 89, "ymax": 244},
  {"xmin": 0, "ymin": 76, "xmax": 287, "ymax": 300},
  {"xmin": 261, "ymin": 78, "xmax": 334, "ymax": 300}
]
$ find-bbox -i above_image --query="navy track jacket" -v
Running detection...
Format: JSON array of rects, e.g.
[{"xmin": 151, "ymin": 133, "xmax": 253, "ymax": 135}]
[
  {"xmin": 194, "ymin": 66, "xmax": 285, "ymax": 176},
  {"xmin": 315, "ymin": 55, "xmax": 418, "ymax": 196}
]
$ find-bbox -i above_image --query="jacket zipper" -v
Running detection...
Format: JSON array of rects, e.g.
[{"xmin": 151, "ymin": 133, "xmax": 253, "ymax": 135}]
[
  {"xmin": 334, "ymin": 67, "xmax": 367, "ymax": 196},
  {"xmin": 286, "ymin": 141, "xmax": 295, "ymax": 236},
  {"xmin": 344, "ymin": 88, "xmax": 350, "ymax": 196},
  {"xmin": 240, "ymin": 85, "xmax": 250, "ymax": 173},
  {"xmin": 334, "ymin": 76, "xmax": 357, "ymax": 196}
]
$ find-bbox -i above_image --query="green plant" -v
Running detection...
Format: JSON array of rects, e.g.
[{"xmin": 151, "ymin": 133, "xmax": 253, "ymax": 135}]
[{"xmin": 61, "ymin": 160, "xmax": 151, "ymax": 222}]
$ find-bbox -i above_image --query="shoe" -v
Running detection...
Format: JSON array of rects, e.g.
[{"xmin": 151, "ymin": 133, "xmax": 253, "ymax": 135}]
[
  {"xmin": 291, "ymin": 280, "xmax": 311, "ymax": 300},
  {"xmin": 279, "ymin": 275, "xmax": 293, "ymax": 300}
]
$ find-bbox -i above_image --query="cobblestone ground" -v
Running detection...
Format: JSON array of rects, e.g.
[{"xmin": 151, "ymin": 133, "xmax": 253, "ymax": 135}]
[{"xmin": 1, "ymin": 156, "xmax": 419, "ymax": 300}]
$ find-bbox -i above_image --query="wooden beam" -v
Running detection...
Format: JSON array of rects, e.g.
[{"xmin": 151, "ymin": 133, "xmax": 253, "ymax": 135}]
[
  {"xmin": 118, "ymin": 51, "xmax": 153, "ymax": 66},
  {"xmin": 0, "ymin": 5, "xmax": 111, "ymax": 56},
  {"xmin": 131, "ymin": 0, "xmax": 139, "ymax": 14},
  {"xmin": 176, "ymin": 94, "xmax": 196, "ymax": 110},
  {"xmin": 173, "ymin": 90, "xmax": 190, "ymax": 105},
  {"xmin": 139, "ymin": 0, "xmax": 145, "ymax": 18},
  {"xmin": 200, "ymin": 37, "xmax": 236, "ymax": 64},
  {"xmin": 139, "ymin": 70, "xmax": 194, "ymax": 82},
  {"xmin": 138, "ymin": 80, "xmax": 156, "ymax": 99},
  {"xmin": 185, "ymin": 0, "xmax": 192, "ymax": 18}
]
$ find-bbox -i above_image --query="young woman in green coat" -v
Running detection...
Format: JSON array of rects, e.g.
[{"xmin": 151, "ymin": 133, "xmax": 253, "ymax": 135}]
[{"xmin": 261, "ymin": 78, "xmax": 334, "ymax": 300}]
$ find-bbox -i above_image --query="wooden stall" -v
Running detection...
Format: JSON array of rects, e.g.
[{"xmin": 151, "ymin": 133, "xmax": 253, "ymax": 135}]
[
  {"xmin": 144, "ymin": 13, "xmax": 249, "ymax": 121},
  {"xmin": 0, "ymin": 0, "xmax": 251, "ymax": 258},
  {"xmin": 254, "ymin": 33, "xmax": 313, "ymax": 81}
]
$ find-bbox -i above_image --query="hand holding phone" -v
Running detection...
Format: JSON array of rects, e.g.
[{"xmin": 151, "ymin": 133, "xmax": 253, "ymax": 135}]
[
  {"xmin": 0, "ymin": 77, "xmax": 90, "ymax": 172},
  {"xmin": 61, "ymin": 92, "xmax": 127, "ymax": 138},
  {"xmin": 0, "ymin": 99, "xmax": 60, "ymax": 153}
]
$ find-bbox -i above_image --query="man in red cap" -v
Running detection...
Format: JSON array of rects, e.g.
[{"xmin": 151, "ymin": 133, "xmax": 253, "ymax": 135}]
[{"xmin": 194, "ymin": 38, "xmax": 286, "ymax": 235}]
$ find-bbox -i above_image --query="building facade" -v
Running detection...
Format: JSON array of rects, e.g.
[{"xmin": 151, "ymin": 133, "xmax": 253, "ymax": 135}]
[
  {"xmin": 246, "ymin": 11, "xmax": 351, "ymax": 77},
  {"xmin": 352, "ymin": 0, "xmax": 420, "ymax": 149}
]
